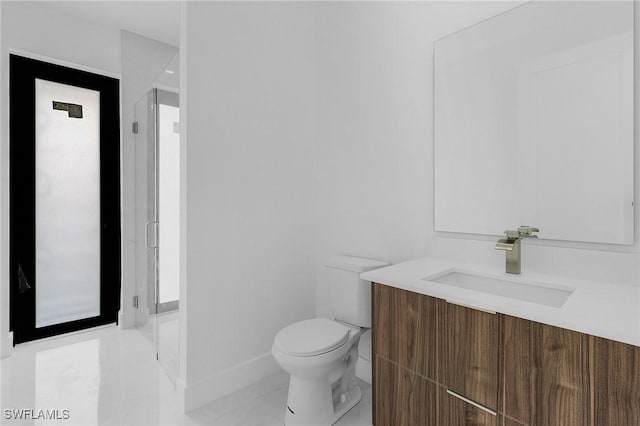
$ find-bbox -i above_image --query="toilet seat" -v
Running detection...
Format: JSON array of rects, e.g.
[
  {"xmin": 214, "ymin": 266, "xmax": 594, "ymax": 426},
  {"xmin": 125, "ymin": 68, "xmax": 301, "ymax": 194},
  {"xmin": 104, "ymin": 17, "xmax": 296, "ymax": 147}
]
[{"xmin": 274, "ymin": 318, "xmax": 351, "ymax": 357}]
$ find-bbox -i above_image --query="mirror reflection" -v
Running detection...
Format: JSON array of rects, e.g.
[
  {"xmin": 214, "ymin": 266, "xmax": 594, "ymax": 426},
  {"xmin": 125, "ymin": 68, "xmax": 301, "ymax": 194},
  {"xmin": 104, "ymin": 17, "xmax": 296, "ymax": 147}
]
[{"xmin": 434, "ymin": 1, "xmax": 634, "ymax": 244}]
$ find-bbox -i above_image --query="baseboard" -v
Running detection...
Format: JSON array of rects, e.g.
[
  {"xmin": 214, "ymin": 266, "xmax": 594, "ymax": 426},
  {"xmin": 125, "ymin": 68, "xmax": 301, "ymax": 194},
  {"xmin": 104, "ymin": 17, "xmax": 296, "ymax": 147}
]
[
  {"xmin": 180, "ymin": 351, "xmax": 281, "ymax": 413},
  {"xmin": 1, "ymin": 331, "xmax": 13, "ymax": 359},
  {"xmin": 356, "ymin": 357, "xmax": 371, "ymax": 384}
]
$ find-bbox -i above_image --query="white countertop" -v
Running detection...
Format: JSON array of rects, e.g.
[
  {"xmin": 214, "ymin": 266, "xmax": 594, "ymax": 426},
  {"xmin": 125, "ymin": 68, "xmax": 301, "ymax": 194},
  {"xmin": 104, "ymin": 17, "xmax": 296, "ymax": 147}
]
[{"xmin": 361, "ymin": 257, "xmax": 640, "ymax": 347}]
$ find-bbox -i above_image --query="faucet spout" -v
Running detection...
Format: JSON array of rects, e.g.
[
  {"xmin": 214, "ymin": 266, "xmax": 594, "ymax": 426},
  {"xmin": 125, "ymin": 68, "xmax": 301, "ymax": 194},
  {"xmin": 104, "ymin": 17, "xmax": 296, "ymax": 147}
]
[
  {"xmin": 495, "ymin": 226, "xmax": 538, "ymax": 274},
  {"xmin": 495, "ymin": 238, "xmax": 521, "ymax": 274},
  {"xmin": 495, "ymin": 238, "xmax": 515, "ymax": 251}
]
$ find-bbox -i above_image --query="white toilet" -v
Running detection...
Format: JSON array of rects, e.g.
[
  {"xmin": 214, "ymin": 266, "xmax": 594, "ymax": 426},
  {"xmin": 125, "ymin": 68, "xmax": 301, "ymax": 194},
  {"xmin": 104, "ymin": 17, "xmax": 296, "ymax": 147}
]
[{"xmin": 272, "ymin": 255, "xmax": 390, "ymax": 426}]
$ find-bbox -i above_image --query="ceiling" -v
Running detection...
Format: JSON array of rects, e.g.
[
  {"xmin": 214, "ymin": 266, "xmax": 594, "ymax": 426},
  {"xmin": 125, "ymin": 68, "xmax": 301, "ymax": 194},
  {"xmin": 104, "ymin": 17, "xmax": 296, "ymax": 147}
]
[{"xmin": 36, "ymin": 1, "xmax": 180, "ymax": 47}]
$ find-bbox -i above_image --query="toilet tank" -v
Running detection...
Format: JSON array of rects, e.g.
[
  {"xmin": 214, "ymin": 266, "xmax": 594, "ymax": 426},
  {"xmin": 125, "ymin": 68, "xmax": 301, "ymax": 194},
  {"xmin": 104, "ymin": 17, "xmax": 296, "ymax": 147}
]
[{"xmin": 326, "ymin": 256, "xmax": 390, "ymax": 327}]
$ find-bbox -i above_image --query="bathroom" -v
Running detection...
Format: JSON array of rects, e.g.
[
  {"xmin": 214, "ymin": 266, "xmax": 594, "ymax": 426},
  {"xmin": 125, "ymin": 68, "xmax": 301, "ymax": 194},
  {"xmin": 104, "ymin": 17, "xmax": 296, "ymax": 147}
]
[{"xmin": 0, "ymin": 1, "xmax": 638, "ymax": 425}]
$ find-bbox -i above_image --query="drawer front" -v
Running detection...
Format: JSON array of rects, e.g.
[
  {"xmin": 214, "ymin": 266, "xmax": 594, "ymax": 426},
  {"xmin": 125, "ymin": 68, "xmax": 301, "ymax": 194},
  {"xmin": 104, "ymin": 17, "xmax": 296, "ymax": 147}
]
[
  {"xmin": 592, "ymin": 336, "xmax": 640, "ymax": 425},
  {"xmin": 374, "ymin": 356, "xmax": 437, "ymax": 426},
  {"xmin": 503, "ymin": 417, "xmax": 526, "ymax": 426},
  {"xmin": 440, "ymin": 301, "xmax": 500, "ymax": 409},
  {"xmin": 503, "ymin": 316, "xmax": 590, "ymax": 426},
  {"xmin": 373, "ymin": 283, "xmax": 439, "ymax": 380}
]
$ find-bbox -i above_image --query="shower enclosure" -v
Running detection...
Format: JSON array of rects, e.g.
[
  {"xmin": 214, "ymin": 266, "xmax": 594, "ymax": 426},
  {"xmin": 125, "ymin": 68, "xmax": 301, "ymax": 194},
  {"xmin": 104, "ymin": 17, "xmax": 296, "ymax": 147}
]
[{"xmin": 134, "ymin": 53, "xmax": 180, "ymax": 383}]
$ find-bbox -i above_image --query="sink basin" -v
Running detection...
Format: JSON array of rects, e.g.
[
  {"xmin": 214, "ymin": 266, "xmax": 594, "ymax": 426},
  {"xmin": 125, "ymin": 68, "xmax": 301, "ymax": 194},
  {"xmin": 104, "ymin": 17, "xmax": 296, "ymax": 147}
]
[{"xmin": 422, "ymin": 270, "xmax": 574, "ymax": 307}]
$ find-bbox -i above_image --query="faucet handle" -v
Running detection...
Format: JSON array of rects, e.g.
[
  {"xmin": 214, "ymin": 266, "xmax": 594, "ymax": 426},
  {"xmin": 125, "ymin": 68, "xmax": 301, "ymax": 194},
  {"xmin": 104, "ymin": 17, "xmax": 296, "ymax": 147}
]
[
  {"xmin": 518, "ymin": 226, "xmax": 539, "ymax": 237},
  {"xmin": 504, "ymin": 230, "xmax": 520, "ymax": 239}
]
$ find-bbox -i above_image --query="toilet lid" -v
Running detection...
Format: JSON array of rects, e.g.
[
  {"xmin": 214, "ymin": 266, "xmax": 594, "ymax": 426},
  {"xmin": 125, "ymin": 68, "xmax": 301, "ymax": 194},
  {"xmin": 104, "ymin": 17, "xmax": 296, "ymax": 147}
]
[{"xmin": 274, "ymin": 318, "xmax": 351, "ymax": 357}]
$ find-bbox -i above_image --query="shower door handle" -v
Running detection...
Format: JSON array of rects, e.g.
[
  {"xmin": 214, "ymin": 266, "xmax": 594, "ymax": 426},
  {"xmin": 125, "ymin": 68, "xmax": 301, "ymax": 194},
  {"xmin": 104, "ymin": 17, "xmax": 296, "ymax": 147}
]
[{"xmin": 145, "ymin": 221, "xmax": 158, "ymax": 249}]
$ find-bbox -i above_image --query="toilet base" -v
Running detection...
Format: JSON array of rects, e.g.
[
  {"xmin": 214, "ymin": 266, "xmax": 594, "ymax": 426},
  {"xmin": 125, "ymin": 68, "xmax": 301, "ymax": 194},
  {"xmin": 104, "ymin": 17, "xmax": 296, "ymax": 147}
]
[
  {"xmin": 284, "ymin": 379, "xmax": 362, "ymax": 426},
  {"xmin": 330, "ymin": 384, "xmax": 362, "ymax": 425}
]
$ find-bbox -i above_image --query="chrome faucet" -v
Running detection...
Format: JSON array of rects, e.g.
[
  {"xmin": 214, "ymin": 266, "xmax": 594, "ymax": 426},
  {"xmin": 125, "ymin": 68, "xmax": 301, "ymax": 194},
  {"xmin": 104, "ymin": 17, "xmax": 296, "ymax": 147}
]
[{"xmin": 495, "ymin": 226, "xmax": 539, "ymax": 274}]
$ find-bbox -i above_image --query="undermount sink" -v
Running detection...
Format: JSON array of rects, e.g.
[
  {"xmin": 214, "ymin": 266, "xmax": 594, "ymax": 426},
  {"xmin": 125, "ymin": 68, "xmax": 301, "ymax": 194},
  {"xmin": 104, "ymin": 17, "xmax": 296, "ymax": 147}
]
[{"xmin": 422, "ymin": 270, "xmax": 574, "ymax": 308}]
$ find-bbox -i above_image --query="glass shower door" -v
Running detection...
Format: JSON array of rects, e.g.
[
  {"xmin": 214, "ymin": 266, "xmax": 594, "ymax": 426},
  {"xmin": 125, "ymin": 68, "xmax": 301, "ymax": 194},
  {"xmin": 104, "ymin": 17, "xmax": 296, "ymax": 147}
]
[
  {"xmin": 133, "ymin": 89, "xmax": 159, "ymax": 351},
  {"xmin": 134, "ymin": 84, "xmax": 180, "ymax": 384},
  {"xmin": 154, "ymin": 87, "xmax": 180, "ymax": 383}
]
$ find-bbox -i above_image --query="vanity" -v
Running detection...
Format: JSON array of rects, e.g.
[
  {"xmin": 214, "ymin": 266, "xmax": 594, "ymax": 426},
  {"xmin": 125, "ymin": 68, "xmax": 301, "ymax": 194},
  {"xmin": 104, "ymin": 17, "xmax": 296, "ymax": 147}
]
[
  {"xmin": 362, "ymin": 258, "xmax": 640, "ymax": 426},
  {"xmin": 375, "ymin": 1, "xmax": 639, "ymax": 423}
]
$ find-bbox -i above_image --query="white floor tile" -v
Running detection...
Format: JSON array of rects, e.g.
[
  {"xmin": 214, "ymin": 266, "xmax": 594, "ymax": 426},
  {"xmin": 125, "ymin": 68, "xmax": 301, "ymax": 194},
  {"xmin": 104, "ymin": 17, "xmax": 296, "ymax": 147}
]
[{"xmin": 1, "ymin": 325, "xmax": 372, "ymax": 425}]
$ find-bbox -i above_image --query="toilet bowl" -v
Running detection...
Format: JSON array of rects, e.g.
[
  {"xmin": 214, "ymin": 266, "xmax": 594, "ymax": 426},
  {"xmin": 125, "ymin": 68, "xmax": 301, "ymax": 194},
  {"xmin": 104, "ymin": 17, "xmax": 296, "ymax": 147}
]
[
  {"xmin": 272, "ymin": 318, "xmax": 362, "ymax": 425},
  {"xmin": 272, "ymin": 256, "xmax": 390, "ymax": 426}
]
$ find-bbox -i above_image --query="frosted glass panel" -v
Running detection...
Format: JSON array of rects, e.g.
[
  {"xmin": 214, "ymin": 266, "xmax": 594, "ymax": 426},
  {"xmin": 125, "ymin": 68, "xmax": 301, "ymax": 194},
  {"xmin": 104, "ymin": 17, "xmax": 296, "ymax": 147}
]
[
  {"xmin": 158, "ymin": 103, "xmax": 180, "ymax": 304},
  {"xmin": 35, "ymin": 79, "xmax": 101, "ymax": 328}
]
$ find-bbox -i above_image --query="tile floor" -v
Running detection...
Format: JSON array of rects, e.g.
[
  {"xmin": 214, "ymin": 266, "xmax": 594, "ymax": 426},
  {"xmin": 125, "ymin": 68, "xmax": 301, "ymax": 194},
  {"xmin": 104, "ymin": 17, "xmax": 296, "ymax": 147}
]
[{"xmin": 0, "ymin": 325, "xmax": 372, "ymax": 425}]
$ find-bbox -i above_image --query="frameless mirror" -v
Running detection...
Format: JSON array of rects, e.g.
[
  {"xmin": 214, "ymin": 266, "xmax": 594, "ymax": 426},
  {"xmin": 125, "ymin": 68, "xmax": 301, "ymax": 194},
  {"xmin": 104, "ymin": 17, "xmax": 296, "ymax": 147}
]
[{"xmin": 434, "ymin": 1, "xmax": 634, "ymax": 244}]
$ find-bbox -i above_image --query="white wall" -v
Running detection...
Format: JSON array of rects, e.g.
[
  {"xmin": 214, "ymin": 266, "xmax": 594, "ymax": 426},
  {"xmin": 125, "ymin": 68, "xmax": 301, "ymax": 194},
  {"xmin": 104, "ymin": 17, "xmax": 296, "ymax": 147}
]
[
  {"xmin": 315, "ymin": 1, "xmax": 531, "ymax": 318},
  {"xmin": 0, "ymin": 1, "xmax": 122, "ymax": 357},
  {"xmin": 314, "ymin": 1, "xmax": 640, "ymax": 320},
  {"xmin": 180, "ymin": 2, "xmax": 317, "ymax": 411}
]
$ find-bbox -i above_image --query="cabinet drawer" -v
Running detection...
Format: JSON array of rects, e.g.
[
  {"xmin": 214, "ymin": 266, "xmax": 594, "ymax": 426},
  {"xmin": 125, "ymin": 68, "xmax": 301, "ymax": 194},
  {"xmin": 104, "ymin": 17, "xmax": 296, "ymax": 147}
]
[
  {"xmin": 374, "ymin": 356, "xmax": 437, "ymax": 426},
  {"xmin": 503, "ymin": 316, "xmax": 590, "ymax": 426},
  {"xmin": 439, "ymin": 386, "xmax": 499, "ymax": 426},
  {"xmin": 503, "ymin": 418, "xmax": 526, "ymax": 426},
  {"xmin": 592, "ymin": 336, "xmax": 640, "ymax": 425},
  {"xmin": 439, "ymin": 301, "xmax": 500, "ymax": 409},
  {"xmin": 373, "ymin": 283, "xmax": 440, "ymax": 380}
]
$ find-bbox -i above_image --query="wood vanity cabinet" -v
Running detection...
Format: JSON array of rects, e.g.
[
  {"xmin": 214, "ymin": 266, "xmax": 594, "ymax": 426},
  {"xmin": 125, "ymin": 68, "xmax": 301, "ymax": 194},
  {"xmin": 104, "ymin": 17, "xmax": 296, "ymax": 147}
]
[
  {"xmin": 374, "ymin": 357, "xmax": 437, "ymax": 426},
  {"xmin": 372, "ymin": 282, "xmax": 640, "ymax": 426},
  {"xmin": 372, "ymin": 283, "xmax": 439, "ymax": 380},
  {"xmin": 440, "ymin": 302, "xmax": 500, "ymax": 410},
  {"xmin": 372, "ymin": 283, "xmax": 499, "ymax": 425},
  {"xmin": 439, "ymin": 387, "xmax": 500, "ymax": 426},
  {"xmin": 502, "ymin": 316, "xmax": 591, "ymax": 426},
  {"xmin": 592, "ymin": 336, "xmax": 640, "ymax": 425}
]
